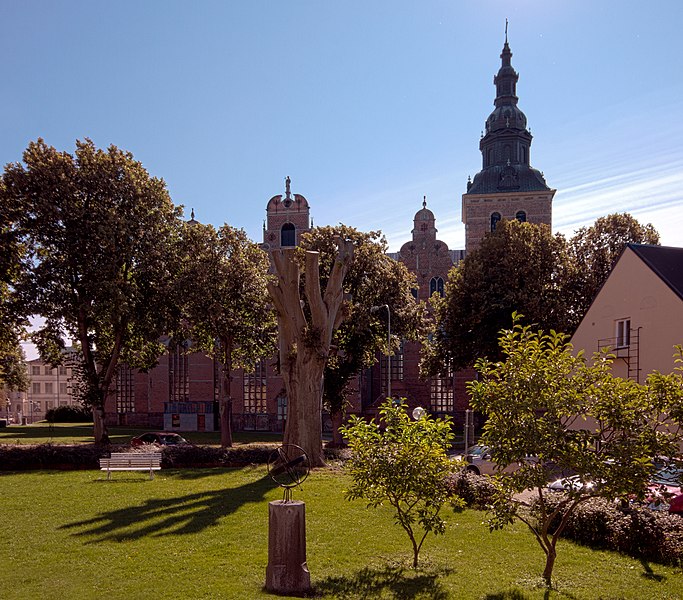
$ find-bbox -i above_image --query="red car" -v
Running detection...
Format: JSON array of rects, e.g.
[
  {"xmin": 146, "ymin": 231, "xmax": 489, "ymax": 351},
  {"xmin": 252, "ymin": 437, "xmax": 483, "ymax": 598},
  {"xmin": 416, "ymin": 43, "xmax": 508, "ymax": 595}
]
[{"xmin": 130, "ymin": 432, "xmax": 189, "ymax": 446}]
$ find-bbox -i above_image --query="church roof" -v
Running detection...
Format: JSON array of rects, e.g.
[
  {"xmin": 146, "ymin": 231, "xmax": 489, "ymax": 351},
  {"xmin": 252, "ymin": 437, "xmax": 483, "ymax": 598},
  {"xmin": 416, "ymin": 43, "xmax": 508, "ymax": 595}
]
[
  {"xmin": 467, "ymin": 164, "xmax": 551, "ymax": 195},
  {"xmin": 629, "ymin": 244, "xmax": 683, "ymax": 301}
]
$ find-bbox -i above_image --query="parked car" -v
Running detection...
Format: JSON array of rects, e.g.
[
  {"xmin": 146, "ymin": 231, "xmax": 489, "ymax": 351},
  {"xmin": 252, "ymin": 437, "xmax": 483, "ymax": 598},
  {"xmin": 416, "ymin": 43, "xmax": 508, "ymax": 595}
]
[
  {"xmin": 130, "ymin": 432, "xmax": 189, "ymax": 447},
  {"xmin": 459, "ymin": 444, "xmax": 532, "ymax": 476}
]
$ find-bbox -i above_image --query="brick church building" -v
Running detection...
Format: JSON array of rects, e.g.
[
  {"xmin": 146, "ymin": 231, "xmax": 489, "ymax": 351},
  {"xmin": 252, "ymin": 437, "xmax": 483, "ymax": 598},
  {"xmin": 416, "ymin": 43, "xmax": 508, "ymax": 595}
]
[{"xmin": 101, "ymin": 35, "xmax": 553, "ymax": 432}]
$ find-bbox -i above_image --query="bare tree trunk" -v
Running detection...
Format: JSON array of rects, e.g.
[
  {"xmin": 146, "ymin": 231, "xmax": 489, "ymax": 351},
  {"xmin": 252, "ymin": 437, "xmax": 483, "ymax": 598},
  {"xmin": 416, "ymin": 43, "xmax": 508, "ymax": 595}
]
[
  {"xmin": 219, "ymin": 345, "xmax": 234, "ymax": 448},
  {"xmin": 329, "ymin": 410, "xmax": 345, "ymax": 447},
  {"xmin": 92, "ymin": 406, "xmax": 110, "ymax": 445},
  {"xmin": 282, "ymin": 347, "xmax": 326, "ymax": 466},
  {"xmin": 542, "ymin": 545, "xmax": 556, "ymax": 588},
  {"xmin": 219, "ymin": 397, "xmax": 233, "ymax": 448}
]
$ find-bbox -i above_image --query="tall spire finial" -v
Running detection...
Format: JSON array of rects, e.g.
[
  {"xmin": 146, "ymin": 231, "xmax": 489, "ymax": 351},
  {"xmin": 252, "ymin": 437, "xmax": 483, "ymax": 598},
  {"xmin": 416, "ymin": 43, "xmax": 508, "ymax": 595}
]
[
  {"xmin": 423, "ymin": 195, "xmax": 427, "ymax": 209},
  {"xmin": 191, "ymin": 208, "xmax": 195, "ymax": 220},
  {"xmin": 505, "ymin": 18, "xmax": 508, "ymax": 43}
]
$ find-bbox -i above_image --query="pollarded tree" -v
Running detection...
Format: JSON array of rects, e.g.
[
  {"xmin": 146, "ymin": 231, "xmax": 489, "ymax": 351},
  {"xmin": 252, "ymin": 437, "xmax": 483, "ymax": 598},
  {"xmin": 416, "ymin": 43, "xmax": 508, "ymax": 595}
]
[
  {"xmin": 423, "ymin": 219, "xmax": 570, "ymax": 374},
  {"xmin": 468, "ymin": 315, "xmax": 683, "ymax": 587},
  {"xmin": 174, "ymin": 221, "xmax": 276, "ymax": 447},
  {"xmin": 267, "ymin": 236, "xmax": 354, "ymax": 467},
  {"xmin": 3, "ymin": 139, "xmax": 181, "ymax": 443},
  {"xmin": 298, "ymin": 225, "xmax": 425, "ymax": 446},
  {"xmin": 566, "ymin": 213, "xmax": 660, "ymax": 331}
]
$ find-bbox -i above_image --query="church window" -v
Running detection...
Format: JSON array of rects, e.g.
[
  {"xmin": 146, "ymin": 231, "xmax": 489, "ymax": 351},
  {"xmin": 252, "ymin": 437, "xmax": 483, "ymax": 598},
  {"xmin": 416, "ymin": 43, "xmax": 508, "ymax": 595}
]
[
  {"xmin": 491, "ymin": 212, "xmax": 501, "ymax": 231},
  {"xmin": 169, "ymin": 344, "xmax": 189, "ymax": 403},
  {"xmin": 430, "ymin": 368, "xmax": 453, "ymax": 413},
  {"xmin": 244, "ymin": 360, "xmax": 267, "ymax": 413},
  {"xmin": 411, "ymin": 288, "xmax": 418, "ymax": 299},
  {"xmin": 276, "ymin": 393, "xmax": 287, "ymax": 421},
  {"xmin": 487, "ymin": 148, "xmax": 493, "ymax": 167},
  {"xmin": 280, "ymin": 223, "xmax": 295, "ymax": 247},
  {"xmin": 521, "ymin": 145, "xmax": 527, "ymax": 164},
  {"xmin": 429, "ymin": 277, "xmax": 445, "ymax": 298},
  {"xmin": 381, "ymin": 340, "xmax": 404, "ymax": 381},
  {"xmin": 516, "ymin": 211, "xmax": 527, "ymax": 223},
  {"xmin": 116, "ymin": 364, "xmax": 136, "ymax": 414}
]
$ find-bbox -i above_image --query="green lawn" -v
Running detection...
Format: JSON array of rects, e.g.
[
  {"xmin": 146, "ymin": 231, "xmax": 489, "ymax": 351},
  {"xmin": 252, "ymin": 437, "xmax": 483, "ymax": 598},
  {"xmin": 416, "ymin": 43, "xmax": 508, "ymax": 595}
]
[
  {"xmin": 2, "ymin": 466, "xmax": 682, "ymax": 599},
  {"xmin": 0, "ymin": 422, "xmax": 282, "ymax": 446}
]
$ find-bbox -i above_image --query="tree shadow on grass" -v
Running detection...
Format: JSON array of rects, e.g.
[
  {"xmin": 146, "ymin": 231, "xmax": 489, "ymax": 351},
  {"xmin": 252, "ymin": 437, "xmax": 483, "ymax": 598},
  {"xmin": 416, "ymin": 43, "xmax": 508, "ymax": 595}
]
[
  {"xmin": 59, "ymin": 472, "xmax": 278, "ymax": 543},
  {"xmin": 314, "ymin": 564, "xmax": 452, "ymax": 600},
  {"xmin": 639, "ymin": 558, "xmax": 666, "ymax": 582}
]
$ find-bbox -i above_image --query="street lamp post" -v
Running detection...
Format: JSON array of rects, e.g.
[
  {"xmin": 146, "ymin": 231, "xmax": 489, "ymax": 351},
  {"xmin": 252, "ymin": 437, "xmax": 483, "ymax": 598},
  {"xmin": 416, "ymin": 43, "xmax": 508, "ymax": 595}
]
[{"xmin": 371, "ymin": 304, "xmax": 391, "ymax": 399}]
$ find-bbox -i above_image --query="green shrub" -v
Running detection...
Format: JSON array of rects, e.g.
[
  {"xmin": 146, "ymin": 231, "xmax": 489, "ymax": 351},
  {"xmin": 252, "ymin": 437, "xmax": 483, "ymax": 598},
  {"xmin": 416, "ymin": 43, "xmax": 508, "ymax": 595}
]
[
  {"xmin": 530, "ymin": 494, "xmax": 683, "ymax": 565},
  {"xmin": 446, "ymin": 470, "xmax": 497, "ymax": 509},
  {"xmin": 45, "ymin": 405, "xmax": 92, "ymax": 423}
]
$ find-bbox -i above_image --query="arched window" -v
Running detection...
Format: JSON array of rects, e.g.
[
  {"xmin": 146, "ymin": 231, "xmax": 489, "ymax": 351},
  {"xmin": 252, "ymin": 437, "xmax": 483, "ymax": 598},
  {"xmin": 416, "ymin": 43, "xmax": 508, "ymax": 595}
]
[
  {"xmin": 280, "ymin": 223, "xmax": 295, "ymax": 247},
  {"xmin": 520, "ymin": 145, "xmax": 527, "ymax": 165},
  {"xmin": 516, "ymin": 210, "xmax": 527, "ymax": 223},
  {"xmin": 491, "ymin": 212, "xmax": 501, "ymax": 231},
  {"xmin": 429, "ymin": 276, "xmax": 445, "ymax": 298},
  {"xmin": 487, "ymin": 148, "xmax": 493, "ymax": 167}
]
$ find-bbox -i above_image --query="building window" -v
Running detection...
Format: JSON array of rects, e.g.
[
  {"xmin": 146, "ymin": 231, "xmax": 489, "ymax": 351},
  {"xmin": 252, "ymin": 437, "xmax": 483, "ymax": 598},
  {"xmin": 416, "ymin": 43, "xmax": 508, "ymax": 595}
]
[
  {"xmin": 60, "ymin": 383, "xmax": 68, "ymax": 396},
  {"xmin": 277, "ymin": 393, "xmax": 287, "ymax": 421},
  {"xmin": 516, "ymin": 210, "xmax": 527, "ymax": 223},
  {"xmin": 44, "ymin": 366, "xmax": 53, "ymax": 375},
  {"xmin": 430, "ymin": 370, "xmax": 454, "ymax": 413},
  {"xmin": 59, "ymin": 367, "xmax": 68, "ymax": 376},
  {"xmin": 31, "ymin": 366, "xmax": 40, "ymax": 376},
  {"xmin": 44, "ymin": 382, "xmax": 53, "ymax": 395},
  {"xmin": 429, "ymin": 276, "xmax": 445, "ymax": 298},
  {"xmin": 380, "ymin": 341, "xmax": 404, "ymax": 382},
  {"xmin": 169, "ymin": 345, "xmax": 189, "ymax": 403},
  {"xmin": 491, "ymin": 212, "xmax": 501, "ymax": 231},
  {"xmin": 281, "ymin": 223, "xmax": 295, "ymax": 247},
  {"xmin": 32, "ymin": 382, "xmax": 41, "ymax": 395},
  {"xmin": 616, "ymin": 319, "xmax": 631, "ymax": 348},
  {"xmin": 244, "ymin": 360, "xmax": 267, "ymax": 413},
  {"xmin": 116, "ymin": 364, "xmax": 136, "ymax": 414}
]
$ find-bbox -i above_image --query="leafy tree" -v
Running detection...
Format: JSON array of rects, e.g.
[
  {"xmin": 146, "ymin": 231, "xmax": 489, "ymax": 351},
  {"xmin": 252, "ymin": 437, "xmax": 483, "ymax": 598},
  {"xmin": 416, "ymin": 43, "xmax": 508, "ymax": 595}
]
[
  {"xmin": 423, "ymin": 219, "xmax": 570, "ymax": 374},
  {"xmin": 467, "ymin": 315, "xmax": 683, "ymax": 588},
  {"xmin": 173, "ymin": 221, "xmax": 276, "ymax": 447},
  {"xmin": 298, "ymin": 225, "xmax": 425, "ymax": 445},
  {"xmin": 340, "ymin": 400, "xmax": 460, "ymax": 568},
  {"xmin": 0, "ymin": 177, "xmax": 29, "ymax": 393},
  {"xmin": 566, "ymin": 213, "xmax": 660, "ymax": 331},
  {"xmin": 2, "ymin": 139, "xmax": 181, "ymax": 443}
]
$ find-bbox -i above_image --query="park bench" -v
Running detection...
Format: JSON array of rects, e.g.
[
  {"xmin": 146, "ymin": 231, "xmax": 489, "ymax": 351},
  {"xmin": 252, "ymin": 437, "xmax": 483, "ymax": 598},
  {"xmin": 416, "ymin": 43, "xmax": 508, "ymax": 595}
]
[{"xmin": 99, "ymin": 452, "xmax": 162, "ymax": 480}]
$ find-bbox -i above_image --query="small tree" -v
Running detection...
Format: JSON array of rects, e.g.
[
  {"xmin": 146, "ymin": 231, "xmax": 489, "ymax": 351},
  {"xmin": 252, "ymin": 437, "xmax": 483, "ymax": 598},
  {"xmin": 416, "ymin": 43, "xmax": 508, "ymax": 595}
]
[
  {"xmin": 173, "ymin": 221, "xmax": 276, "ymax": 447},
  {"xmin": 340, "ymin": 400, "xmax": 460, "ymax": 568},
  {"xmin": 468, "ymin": 315, "xmax": 683, "ymax": 588}
]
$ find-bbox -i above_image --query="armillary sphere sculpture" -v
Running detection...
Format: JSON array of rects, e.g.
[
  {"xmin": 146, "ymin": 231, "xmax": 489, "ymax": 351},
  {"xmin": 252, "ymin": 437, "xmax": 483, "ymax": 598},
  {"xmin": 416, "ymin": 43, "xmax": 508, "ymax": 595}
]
[{"xmin": 267, "ymin": 444, "xmax": 310, "ymax": 502}]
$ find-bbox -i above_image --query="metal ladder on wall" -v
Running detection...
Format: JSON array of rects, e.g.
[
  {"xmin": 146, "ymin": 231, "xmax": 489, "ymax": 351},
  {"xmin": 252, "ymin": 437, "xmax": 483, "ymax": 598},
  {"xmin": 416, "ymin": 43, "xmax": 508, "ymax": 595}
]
[{"xmin": 597, "ymin": 327, "xmax": 640, "ymax": 383}]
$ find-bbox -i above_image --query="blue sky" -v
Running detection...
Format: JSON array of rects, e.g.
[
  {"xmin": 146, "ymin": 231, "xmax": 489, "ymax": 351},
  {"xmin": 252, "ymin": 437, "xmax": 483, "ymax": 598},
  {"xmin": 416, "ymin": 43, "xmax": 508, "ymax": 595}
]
[{"xmin": 2, "ymin": 0, "xmax": 683, "ymax": 253}]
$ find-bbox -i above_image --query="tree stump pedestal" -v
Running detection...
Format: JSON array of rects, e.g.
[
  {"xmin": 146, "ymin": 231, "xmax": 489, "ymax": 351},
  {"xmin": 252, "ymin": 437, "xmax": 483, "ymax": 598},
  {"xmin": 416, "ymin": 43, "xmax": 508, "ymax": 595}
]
[{"xmin": 265, "ymin": 500, "xmax": 311, "ymax": 595}]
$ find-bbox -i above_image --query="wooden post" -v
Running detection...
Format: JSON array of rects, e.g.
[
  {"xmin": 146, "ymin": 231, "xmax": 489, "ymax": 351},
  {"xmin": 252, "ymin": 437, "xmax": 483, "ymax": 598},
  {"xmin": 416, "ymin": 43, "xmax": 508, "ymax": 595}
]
[{"xmin": 265, "ymin": 500, "xmax": 311, "ymax": 594}]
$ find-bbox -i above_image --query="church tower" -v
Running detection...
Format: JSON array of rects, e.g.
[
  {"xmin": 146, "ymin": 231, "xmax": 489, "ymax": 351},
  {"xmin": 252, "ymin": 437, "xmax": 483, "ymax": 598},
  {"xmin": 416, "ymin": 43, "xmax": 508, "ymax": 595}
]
[
  {"xmin": 262, "ymin": 176, "xmax": 311, "ymax": 250},
  {"xmin": 462, "ymin": 31, "xmax": 555, "ymax": 254}
]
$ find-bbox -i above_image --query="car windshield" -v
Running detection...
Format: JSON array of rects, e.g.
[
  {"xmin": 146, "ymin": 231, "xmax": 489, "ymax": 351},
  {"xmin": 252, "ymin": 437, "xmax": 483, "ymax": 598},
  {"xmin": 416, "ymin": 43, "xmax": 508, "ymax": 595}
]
[
  {"xmin": 651, "ymin": 466, "xmax": 683, "ymax": 486},
  {"xmin": 161, "ymin": 435, "xmax": 185, "ymax": 445},
  {"xmin": 467, "ymin": 445, "xmax": 489, "ymax": 457}
]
